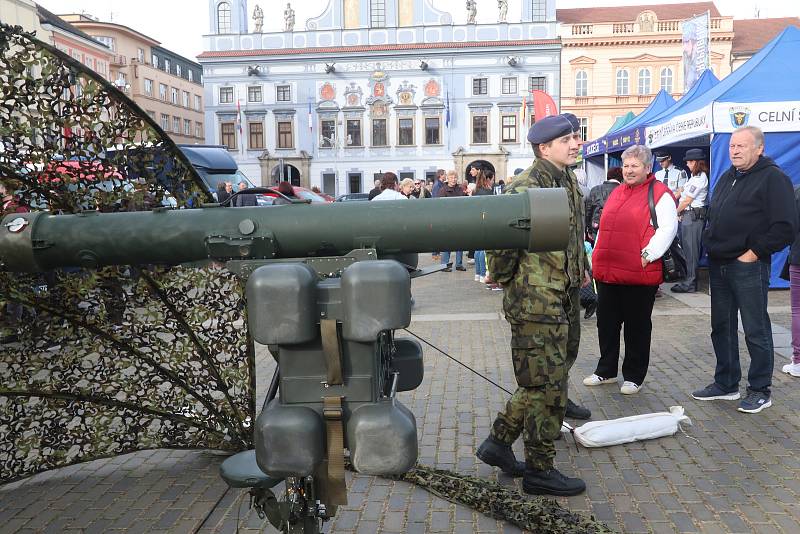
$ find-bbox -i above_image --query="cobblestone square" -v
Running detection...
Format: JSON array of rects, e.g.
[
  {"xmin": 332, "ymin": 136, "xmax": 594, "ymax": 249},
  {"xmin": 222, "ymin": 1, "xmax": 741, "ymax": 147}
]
[{"xmin": 2, "ymin": 263, "xmax": 799, "ymax": 533}]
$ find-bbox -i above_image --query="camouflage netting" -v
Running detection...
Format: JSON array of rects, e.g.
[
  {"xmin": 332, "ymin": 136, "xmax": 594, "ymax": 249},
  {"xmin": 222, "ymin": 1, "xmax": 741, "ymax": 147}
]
[
  {"xmin": 1, "ymin": 22, "xmax": 612, "ymax": 533},
  {"xmin": 398, "ymin": 465, "xmax": 616, "ymax": 533},
  {"xmin": 0, "ymin": 23, "xmax": 252, "ymax": 483}
]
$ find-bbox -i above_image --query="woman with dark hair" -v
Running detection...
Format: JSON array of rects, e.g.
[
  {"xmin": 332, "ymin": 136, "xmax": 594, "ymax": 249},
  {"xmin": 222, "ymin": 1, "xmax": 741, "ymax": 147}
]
[
  {"xmin": 372, "ymin": 171, "xmax": 406, "ymax": 201},
  {"xmin": 671, "ymin": 148, "xmax": 709, "ymax": 293},
  {"xmin": 472, "ymin": 169, "xmax": 495, "ymax": 282},
  {"xmin": 277, "ymin": 181, "xmax": 297, "ymax": 198}
]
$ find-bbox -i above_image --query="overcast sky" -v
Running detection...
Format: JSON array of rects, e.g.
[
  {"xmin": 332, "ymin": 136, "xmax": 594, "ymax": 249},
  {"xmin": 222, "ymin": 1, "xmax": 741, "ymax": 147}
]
[{"xmin": 35, "ymin": 0, "xmax": 799, "ymax": 60}]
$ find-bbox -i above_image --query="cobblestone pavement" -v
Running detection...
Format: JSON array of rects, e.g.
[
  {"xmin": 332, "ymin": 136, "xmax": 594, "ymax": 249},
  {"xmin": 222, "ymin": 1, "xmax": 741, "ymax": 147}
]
[{"xmin": 2, "ymin": 261, "xmax": 799, "ymax": 533}]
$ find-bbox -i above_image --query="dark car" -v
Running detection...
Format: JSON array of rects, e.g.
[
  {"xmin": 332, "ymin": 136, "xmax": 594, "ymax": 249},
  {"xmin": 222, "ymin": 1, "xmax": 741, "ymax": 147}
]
[{"xmin": 335, "ymin": 193, "xmax": 370, "ymax": 202}]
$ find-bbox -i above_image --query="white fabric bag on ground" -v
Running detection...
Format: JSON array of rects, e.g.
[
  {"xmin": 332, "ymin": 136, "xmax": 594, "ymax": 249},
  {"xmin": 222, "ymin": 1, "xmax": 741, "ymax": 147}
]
[{"xmin": 563, "ymin": 406, "xmax": 692, "ymax": 448}]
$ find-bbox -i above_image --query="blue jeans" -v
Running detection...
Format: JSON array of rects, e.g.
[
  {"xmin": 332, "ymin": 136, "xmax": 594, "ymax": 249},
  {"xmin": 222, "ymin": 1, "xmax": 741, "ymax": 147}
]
[
  {"xmin": 709, "ymin": 259, "xmax": 774, "ymax": 394},
  {"xmin": 441, "ymin": 251, "xmax": 463, "ymax": 268},
  {"xmin": 474, "ymin": 250, "xmax": 486, "ymax": 276}
]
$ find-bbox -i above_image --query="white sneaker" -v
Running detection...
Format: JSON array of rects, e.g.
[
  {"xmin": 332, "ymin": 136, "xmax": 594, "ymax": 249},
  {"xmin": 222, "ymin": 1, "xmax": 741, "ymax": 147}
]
[
  {"xmin": 479, "ymin": 276, "xmax": 486, "ymax": 284},
  {"xmin": 583, "ymin": 374, "xmax": 616, "ymax": 386},
  {"xmin": 620, "ymin": 381, "xmax": 642, "ymax": 395},
  {"xmin": 467, "ymin": 258, "xmax": 475, "ymax": 265},
  {"xmin": 474, "ymin": 274, "xmax": 480, "ymax": 281},
  {"xmin": 782, "ymin": 362, "xmax": 800, "ymax": 377}
]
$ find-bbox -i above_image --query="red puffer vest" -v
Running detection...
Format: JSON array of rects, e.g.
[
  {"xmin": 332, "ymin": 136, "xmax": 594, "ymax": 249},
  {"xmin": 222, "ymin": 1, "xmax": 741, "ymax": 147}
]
[{"xmin": 592, "ymin": 175, "xmax": 672, "ymax": 286}]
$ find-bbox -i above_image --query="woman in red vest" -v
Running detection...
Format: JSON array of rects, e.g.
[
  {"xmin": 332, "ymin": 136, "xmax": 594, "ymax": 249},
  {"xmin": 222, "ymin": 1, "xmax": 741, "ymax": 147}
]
[{"xmin": 582, "ymin": 145, "xmax": 678, "ymax": 395}]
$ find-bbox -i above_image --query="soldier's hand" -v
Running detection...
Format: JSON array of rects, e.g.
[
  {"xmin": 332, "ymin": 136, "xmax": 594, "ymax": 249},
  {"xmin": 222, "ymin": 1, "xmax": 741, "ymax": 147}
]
[{"xmin": 581, "ymin": 270, "xmax": 591, "ymax": 288}]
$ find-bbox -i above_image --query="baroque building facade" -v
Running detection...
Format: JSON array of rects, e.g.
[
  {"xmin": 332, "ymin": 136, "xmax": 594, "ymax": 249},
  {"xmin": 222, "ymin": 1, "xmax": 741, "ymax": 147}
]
[
  {"xmin": 199, "ymin": 0, "xmax": 561, "ymax": 195},
  {"xmin": 558, "ymin": 2, "xmax": 734, "ymax": 141}
]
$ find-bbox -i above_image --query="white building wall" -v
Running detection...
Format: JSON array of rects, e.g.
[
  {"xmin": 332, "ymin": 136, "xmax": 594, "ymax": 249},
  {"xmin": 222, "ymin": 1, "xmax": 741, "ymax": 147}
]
[{"xmin": 200, "ymin": 0, "xmax": 561, "ymax": 195}]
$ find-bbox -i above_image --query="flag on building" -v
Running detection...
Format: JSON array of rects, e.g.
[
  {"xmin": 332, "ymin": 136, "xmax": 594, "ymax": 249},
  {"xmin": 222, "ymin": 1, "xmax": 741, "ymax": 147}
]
[
  {"xmin": 236, "ymin": 99, "xmax": 242, "ymax": 135},
  {"xmin": 445, "ymin": 91, "xmax": 450, "ymax": 128},
  {"xmin": 531, "ymin": 90, "xmax": 557, "ymax": 122},
  {"xmin": 521, "ymin": 95, "xmax": 528, "ymax": 126},
  {"xmin": 308, "ymin": 101, "xmax": 313, "ymax": 132}
]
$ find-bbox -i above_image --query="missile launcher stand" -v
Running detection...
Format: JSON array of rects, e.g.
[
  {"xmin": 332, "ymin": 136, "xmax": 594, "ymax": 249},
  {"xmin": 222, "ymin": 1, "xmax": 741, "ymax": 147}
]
[{"xmin": 219, "ymin": 253, "xmax": 425, "ymax": 533}]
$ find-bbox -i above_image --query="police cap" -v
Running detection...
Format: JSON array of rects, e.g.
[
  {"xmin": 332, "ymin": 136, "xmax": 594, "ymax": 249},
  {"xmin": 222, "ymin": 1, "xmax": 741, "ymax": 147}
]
[{"xmin": 527, "ymin": 113, "xmax": 580, "ymax": 145}]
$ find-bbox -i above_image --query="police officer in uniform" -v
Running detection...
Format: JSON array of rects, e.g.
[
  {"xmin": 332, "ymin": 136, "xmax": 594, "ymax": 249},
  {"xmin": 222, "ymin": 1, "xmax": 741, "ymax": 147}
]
[
  {"xmin": 654, "ymin": 152, "xmax": 687, "ymax": 196},
  {"xmin": 475, "ymin": 114, "xmax": 590, "ymax": 496},
  {"xmin": 672, "ymin": 148, "xmax": 709, "ymax": 293}
]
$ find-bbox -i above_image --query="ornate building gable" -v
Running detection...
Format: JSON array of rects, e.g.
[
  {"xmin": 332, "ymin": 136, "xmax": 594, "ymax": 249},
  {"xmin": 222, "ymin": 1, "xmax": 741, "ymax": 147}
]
[
  {"xmin": 569, "ymin": 55, "xmax": 597, "ymax": 66},
  {"xmin": 366, "ymin": 69, "xmax": 393, "ymax": 106},
  {"xmin": 342, "ymin": 82, "xmax": 365, "ymax": 109},
  {"xmin": 306, "ymin": 0, "xmax": 452, "ymax": 31},
  {"xmin": 610, "ymin": 53, "xmax": 681, "ymax": 65},
  {"xmin": 317, "ymin": 82, "xmax": 339, "ymax": 113},
  {"xmin": 636, "ymin": 11, "xmax": 658, "ymax": 32},
  {"xmin": 395, "ymin": 80, "xmax": 417, "ymax": 110},
  {"xmin": 209, "ymin": 0, "xmax": 248, "ymax": 34},
  {"xmin": 420, "ymin": 78, "xmax": 444, "ymax": 111}
]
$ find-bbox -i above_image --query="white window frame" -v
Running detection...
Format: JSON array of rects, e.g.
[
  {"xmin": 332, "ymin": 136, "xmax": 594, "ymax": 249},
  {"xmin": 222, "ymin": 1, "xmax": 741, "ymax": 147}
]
[
  {"xmin": 660, "ymin": 67, "xmax": 673, "ymax": 93},
  {"xmin": 575, "ymin": 71, "xmax": 588, "ymax": 97},
  {"xmin": 219, "ymin": 86, "xmax": 234, "ymax": 104},
  {"xmin": 638, "ymin": 68, "xmax": 651, "ymax": 95},
  {"xmin": 616, "ymin": 69, "xmax": 629, "ymax": 96}
]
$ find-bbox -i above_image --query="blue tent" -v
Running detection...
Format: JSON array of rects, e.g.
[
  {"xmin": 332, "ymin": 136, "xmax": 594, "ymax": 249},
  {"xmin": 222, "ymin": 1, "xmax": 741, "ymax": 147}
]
[
  {"xmin": 606, "ymin": 111, "xmax": 637, "ymax": 134},
  {"xmin": 583, "ymin": 90, "xmax": 676, "ymax": 159},
  {"xmin": 644, "ymin": 69, "xmax": 719, "ymax": 138},
  {"xmin": 646, "ymin": 25, "xmax": 800, "ymax": 287}
]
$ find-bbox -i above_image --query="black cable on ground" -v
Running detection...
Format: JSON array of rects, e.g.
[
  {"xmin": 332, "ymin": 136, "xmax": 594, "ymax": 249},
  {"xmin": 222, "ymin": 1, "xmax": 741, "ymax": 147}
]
[{"xmin": 403, "ymin": 328, "xmax": 513, "ymax": 395}]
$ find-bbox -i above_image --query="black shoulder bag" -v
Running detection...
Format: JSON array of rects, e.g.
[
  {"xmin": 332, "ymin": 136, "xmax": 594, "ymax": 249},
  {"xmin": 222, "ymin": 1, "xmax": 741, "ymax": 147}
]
[{"xmin": 648, "ymin": 180, "xmax": 688, "ymax": 283}]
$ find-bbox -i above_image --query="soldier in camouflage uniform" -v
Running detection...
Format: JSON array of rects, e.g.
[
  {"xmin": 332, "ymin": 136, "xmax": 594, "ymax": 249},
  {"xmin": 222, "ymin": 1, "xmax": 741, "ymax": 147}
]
[{"xmin": 476, "ymin": 114, "xmax": 589, "ymax": 496}]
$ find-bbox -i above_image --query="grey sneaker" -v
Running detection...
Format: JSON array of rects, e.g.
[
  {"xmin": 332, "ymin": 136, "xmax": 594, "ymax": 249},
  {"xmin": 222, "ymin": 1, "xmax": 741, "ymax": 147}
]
[
  {"xmin": 738, "ymin": 389, "xmax": 772, "ymax": 413},
  {"xmin": 691, "ymin": 383, "xmax": 740, "ymax": 401}
]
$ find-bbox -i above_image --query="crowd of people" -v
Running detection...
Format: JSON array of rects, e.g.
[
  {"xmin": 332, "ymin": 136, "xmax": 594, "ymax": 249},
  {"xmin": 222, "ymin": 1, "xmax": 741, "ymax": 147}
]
[{"xmin": 380, "ymin": 117, "xmax": 798, "ymax": 498}]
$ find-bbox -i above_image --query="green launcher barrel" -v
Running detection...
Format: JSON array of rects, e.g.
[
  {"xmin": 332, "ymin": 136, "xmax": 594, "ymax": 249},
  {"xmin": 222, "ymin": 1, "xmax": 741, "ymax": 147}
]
[{"xmin": 0, "ymin": 189, "xmax": 569, "ymax": 272}]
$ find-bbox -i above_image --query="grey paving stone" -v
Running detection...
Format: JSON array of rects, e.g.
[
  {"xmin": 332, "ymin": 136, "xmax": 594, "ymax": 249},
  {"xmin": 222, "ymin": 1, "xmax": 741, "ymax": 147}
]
[{"xmin": 4, "ymin": 272, "xmax": 800, "ymax": 533}]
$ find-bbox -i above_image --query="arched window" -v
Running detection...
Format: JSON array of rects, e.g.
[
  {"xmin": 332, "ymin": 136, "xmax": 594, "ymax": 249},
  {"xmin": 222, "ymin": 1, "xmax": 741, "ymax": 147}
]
[
  {"xmin": 217, "ymin": 2, "xmax": 232, "ymax": 33},
  {"xmin": 616, "ymin": 69, "xmax": 629, "ymax": 96},
  {"xmin": 575, "ymin": 71, "xmax": 588, "ymax": 97},
  {"xmin": 660, "ymin": 67, "xmax": 673, "ymax": 93},
  {"xmin": 638, "ymin": 68, "xmax": 651, "ymax": 95}
]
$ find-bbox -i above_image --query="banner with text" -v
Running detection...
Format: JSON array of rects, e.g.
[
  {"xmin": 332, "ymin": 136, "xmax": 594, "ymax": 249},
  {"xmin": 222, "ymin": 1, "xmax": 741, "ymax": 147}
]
[
  {"xmin": 713, "ymin": 101, "xmax": 800, "ymax": 133},
  {"xmin": 682, "ymin": 13, "xmax": 710, "ymax": 93},
  {"xmin": 645, "ymin": 104, "xmax": 713, "ymax": 148}
]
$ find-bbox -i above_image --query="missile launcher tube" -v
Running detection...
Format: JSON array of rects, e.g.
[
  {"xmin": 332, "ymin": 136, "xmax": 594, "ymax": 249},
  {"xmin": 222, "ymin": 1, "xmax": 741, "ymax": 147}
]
[{"xmin": 0, "ymin": 188, "xmax": 569, "ymax": 272}]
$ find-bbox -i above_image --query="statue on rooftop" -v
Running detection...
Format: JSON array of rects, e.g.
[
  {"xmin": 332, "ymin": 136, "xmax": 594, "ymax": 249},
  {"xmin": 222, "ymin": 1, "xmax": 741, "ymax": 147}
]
[
  {"xmin": 284, "ymin": 3, "xmax": 296, "ymax": 32},
  {"xmin": 498, "ymin": 0, "xmax": 508, "ymax": 23},
  {"xmin": 466, "ymin": 0, "xmax": 477, "ymax": 24},
  {"xmin": 252, "ymin": 4, "xmax": 264, "ymax": 33}
]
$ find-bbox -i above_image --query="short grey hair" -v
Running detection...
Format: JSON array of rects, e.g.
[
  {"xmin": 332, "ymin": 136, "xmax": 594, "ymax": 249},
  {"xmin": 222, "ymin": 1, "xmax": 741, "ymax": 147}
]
[
  {"xmin": 621, "ymin": 144, "xmax": 653, "ymax": 168},
  {"xmin": 735, "ymin": 125, "xmax": 765, "ymax": 147}
]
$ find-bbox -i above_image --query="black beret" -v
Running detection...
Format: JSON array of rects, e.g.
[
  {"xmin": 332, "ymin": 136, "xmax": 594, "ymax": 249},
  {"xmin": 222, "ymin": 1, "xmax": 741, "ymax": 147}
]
[{"xmin": 527, "ymin": 113, "xmax": 580, "ymax": 145}]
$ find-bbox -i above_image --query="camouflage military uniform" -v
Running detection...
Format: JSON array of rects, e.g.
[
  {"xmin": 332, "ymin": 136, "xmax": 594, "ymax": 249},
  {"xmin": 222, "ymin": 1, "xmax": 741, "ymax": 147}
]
[{"xmin": 487, "ymin": 158, "xmax": 585, "ymax": 471}]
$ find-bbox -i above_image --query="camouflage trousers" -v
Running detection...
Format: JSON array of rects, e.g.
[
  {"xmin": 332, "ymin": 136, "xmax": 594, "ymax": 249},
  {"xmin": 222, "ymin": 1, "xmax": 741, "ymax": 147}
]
[{"xmin": 490, "ymin": 287, "xmax": 580, "ymax": 470}]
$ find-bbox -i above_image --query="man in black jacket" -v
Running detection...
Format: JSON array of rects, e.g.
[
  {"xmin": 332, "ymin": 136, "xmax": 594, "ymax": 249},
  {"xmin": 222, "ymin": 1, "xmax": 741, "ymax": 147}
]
[
  {"xmin": 584, "ymin": 166, "xmax": 622, "ymax": 245},
  {"xmin": 692, "ymin": 126, "xmax": 797, "ymax": 413}
]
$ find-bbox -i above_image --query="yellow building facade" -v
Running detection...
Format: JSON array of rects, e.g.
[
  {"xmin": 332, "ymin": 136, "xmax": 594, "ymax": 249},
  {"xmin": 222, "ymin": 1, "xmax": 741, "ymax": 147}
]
[{"xmin": 558, "ymin": 3, "xmax": 733, "ymax": 141}]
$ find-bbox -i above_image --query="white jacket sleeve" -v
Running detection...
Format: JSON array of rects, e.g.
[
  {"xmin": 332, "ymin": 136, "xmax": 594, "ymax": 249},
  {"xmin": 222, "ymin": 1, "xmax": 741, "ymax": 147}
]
[{"xmin": 642, "ymin": 195, "xmax": 679, "ymax": 260}]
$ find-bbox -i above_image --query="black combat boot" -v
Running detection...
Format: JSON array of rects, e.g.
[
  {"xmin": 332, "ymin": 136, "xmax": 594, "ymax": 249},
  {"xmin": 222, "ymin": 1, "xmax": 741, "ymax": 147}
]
[
  {"xmin": 475, "ymin": 436, "xmax": 524, "ymax": 477},
  {"xmin": 565, "ymin": 398, "xmax": 591, "ymax": 420},
  {"xmin": 523, "ymin": 466, "xmax": 586, "ymax": 496}
]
